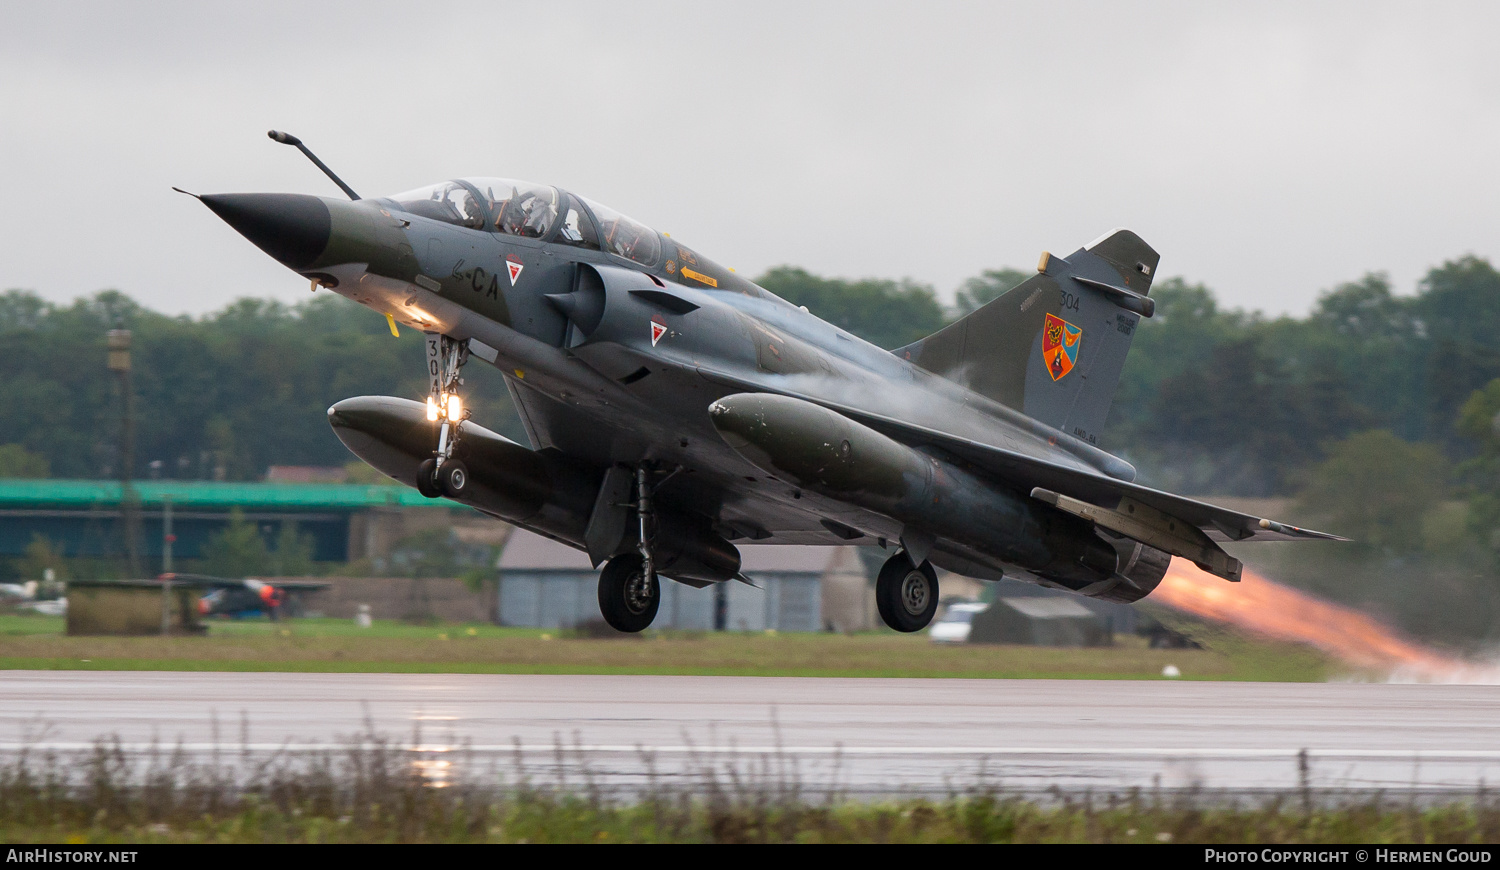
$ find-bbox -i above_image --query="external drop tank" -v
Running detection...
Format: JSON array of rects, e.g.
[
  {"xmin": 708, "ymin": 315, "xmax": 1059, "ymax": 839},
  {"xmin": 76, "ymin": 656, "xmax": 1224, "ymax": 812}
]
[
  {"xmin": 707, "ymin": 392, "xmax": 1168, "ymax": 603},
  {"xmin": 327, "ymin": 396, "xmax": 742, "ymax": 586},
  {"xmin": 328, "ymin": 395, "xmax": 599, "ymax": 542}
]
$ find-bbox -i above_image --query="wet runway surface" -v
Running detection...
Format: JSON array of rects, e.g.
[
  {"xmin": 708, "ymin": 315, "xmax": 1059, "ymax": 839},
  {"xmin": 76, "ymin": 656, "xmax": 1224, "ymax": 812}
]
[{"xmin": 2, "ymin": 671, "xmax": 1497, "ymax": 795}]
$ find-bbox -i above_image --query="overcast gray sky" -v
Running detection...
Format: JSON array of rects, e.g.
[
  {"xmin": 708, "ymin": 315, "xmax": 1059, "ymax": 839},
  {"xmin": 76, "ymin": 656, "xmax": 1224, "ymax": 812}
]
[{"xmin": 2, "ymin": 1, "xmax": 1496, "ymax": 317}]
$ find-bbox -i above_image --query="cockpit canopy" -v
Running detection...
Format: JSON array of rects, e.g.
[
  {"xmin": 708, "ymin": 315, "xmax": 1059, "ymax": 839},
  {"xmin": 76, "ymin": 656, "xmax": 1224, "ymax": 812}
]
[
  {"xmin": 382, "ymin": 177, "xmax": 661, "ymax": 266},
  {"xmin": 582, "ymin": 196, "xmax": 661, "ymax": 266}
]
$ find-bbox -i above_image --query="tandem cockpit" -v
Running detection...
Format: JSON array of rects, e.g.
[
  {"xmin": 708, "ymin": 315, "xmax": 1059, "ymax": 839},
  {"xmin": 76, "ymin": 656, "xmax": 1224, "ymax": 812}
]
[{"xmin": 378, "ymin": 178, "xmax": 664, "ymax": 266}]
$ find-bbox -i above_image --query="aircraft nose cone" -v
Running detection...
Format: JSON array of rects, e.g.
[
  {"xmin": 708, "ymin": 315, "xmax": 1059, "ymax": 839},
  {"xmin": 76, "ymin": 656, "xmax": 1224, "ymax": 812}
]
[{"xmin": 201, "ymin": 193, "xmax": 331, "ymax": 270}]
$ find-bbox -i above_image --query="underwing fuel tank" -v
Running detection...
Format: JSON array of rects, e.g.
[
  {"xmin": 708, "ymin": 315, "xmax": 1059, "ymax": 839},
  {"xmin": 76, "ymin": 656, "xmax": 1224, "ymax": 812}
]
[
  {"xmin": 708, "ymin": 392, "xmax": 1166, "ymax": 602},
  {"xmin": 329, "ymin": 396, "xmax": 743, "ymax": 586},
  {"xmin": 327, "ymin": 396, "xmax": 598, "ymax": 544}
]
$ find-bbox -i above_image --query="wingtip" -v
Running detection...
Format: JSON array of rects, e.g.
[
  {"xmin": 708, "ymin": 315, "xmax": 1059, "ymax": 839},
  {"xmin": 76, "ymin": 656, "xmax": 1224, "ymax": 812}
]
[
  {"xmin": 1288, "ymin": 524, "xmax": 1349, "ymax": 542},
  {"xmin": 1251, "ymin": 515, "xmax": 1347, "ymax": 542}
]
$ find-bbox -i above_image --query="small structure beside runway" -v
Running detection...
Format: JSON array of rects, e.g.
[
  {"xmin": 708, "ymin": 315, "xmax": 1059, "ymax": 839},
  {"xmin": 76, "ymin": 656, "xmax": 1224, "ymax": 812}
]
[
  {"xmin": 0, "ymin": 479, "xmax": 455, "ymax": 565},
  {"xmin": 967, "ymin": 596, "xmax": 1113, "ymax": 647},
  {"xmin": 496, "ymin": 530, "xmax": 849, "ymax": 631},
  {"xmin": 65, "ymin": 578, "xmax": 210, "ymax": 636},
  {"xmin": 65, "ymin": 576, "xmax": 331, "ymax": 635}
]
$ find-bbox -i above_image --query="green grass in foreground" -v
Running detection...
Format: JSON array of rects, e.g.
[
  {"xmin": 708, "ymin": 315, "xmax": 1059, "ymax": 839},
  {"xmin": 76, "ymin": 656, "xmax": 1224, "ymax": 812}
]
[
  {"xmin": 0, "ymin": 612, "xmax": 1330, "ymax": 681},
  {"xmin": 1, "ymin": 723, "xmax": 1487, "ymax": 843},
  {"xmin": 6, "ymin": 794, "xmax": 1497, "ymax": 844}
]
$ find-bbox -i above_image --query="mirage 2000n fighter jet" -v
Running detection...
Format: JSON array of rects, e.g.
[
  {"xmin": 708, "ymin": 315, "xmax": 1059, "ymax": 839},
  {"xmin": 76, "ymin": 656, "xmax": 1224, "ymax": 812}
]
[{"xmin": 194, "ymin": 131, "xmax": 1341, "ymax": 634}]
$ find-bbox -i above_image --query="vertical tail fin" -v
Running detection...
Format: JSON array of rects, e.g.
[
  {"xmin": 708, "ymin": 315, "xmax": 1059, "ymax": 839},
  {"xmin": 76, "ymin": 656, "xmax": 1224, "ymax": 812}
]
[{"xmin": 895, "ymin": 229, "xmax": 1159, "ymax": 446}]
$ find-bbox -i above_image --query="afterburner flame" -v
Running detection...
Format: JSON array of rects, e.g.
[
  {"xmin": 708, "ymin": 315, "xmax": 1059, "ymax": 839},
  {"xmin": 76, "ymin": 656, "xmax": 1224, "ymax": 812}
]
[{"xmin": 1154, "ymin": 559, "xmax": 1499, "ymax": 683}]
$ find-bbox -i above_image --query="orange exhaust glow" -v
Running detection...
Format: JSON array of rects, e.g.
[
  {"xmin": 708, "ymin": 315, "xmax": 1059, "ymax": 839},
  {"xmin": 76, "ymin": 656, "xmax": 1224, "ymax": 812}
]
[{"xmin": 1154, "ymin": 558, "xmax": 1497, "ymax": 682}]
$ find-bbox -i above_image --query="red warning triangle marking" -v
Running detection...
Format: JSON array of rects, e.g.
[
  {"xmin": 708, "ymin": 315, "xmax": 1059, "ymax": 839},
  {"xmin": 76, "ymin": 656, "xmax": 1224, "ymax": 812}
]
[
  {"xmin": 506, "ymin": 260, "xmax": 524, "ymax": 285},
  {"xmin": 650, "ymin": 321, "xmax": 667, "ymax": 346}
]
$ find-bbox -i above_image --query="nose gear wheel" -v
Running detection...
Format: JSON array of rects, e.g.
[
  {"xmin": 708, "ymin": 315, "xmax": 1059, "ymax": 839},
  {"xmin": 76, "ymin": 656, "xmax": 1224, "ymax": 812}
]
[
  {"xmin": 438, "ymin": 459, "xmax": 468, "ymax": 497},
  {"xmin": 416, "ymin": 458, "xmax": 441, "ymax": 499},
  {"xmin": 421, "ymin": 333, "xmax": 471, "ymax": 498}
]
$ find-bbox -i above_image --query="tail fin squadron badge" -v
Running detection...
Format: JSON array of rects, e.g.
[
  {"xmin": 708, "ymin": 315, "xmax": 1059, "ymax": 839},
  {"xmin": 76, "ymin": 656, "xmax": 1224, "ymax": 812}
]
[
  {"xmin": 1042, "ymin": 313, "xmax": 1082, "ymax": 381},
  {"xmin": 505, "ymin": 255, "xmax": 524, "ymax": 286}
]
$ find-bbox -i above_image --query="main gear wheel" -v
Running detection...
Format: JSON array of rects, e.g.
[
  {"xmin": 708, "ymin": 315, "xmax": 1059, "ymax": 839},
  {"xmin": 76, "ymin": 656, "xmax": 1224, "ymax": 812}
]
[
  {"xmin": 876, "ymin": 551, "xmax": 939, "ymax": 632},
  {"xmin": 597, "ymin": 553, "xmax": 660, "ymax": 633}
]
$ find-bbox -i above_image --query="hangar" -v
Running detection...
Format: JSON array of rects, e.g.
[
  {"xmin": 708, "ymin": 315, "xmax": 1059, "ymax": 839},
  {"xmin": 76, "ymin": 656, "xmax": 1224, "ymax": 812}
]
[
  {"xmin": 494, "ymin": 529, "xmax": 872, "ymax": 632},
  {"xmin": 0, "ymin": 479, "xmax": 446, "ymax": 566}
]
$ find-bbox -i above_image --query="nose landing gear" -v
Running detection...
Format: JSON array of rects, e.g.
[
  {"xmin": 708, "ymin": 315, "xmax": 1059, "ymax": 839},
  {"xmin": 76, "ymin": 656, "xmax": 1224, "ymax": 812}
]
[
  {"xmin": 417, "ymin": 333, "xmax": 470, "ymax": 499},
  {"xmin": 876, "ymin": 550, "xmax": 939, "ymax": 632}
]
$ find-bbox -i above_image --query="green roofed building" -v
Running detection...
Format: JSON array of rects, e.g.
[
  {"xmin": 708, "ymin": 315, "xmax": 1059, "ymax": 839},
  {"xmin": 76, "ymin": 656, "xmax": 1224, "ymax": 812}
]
[{"xmin": 0, "ymin": 479, "xmax": 452, "ymax": 565}]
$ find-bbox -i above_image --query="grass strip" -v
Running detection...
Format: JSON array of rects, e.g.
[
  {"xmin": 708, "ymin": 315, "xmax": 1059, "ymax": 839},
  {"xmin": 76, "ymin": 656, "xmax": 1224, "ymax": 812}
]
[
  {"xmin": 6, "ymin": 790, "xmax": 1497, "ymax": 844},
  {"xmin": 0, "ymin": 614, "xmax": 1330, "ymax": 681}
]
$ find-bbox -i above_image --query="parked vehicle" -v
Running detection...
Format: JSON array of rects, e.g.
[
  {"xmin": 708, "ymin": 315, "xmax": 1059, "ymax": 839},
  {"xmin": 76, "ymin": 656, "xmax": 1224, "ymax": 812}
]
[{"xmin": 929, "ymin": 602, "xmax": 987, "ymax": 644}]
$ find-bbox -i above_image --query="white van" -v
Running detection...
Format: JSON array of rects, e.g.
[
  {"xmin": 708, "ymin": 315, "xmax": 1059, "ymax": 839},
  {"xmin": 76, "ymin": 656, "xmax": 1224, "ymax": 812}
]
[{"xmin": 929, "ymin": 602, "xmax": 988, "ymax": 644}]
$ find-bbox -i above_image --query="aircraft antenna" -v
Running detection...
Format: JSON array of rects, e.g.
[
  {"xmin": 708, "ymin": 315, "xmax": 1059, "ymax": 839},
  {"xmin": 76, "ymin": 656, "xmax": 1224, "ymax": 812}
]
[{"xmin": 267, "ymin": 130, "xmax": 361, "ymax": 201}]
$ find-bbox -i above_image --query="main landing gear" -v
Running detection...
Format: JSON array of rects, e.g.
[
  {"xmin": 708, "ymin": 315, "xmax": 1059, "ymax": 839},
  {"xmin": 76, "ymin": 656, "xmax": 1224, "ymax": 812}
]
[
  {"xmin": 597, "ymin": 552, "xmax": 659, "ymax": 633},
  {"xmin": 416, "ymin": 334, "xmax": 471, "ymax": 499},
  {"xmin": 597, "ymin": 464, "xmax": 678, "ymax": 633},
  {"xmin": 876, "ymin": 550, "xmax": 940, "ymax": 633}
]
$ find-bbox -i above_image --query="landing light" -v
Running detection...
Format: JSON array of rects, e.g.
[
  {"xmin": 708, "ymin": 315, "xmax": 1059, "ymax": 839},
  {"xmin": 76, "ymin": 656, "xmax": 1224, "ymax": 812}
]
[
  {"xmin": 446, "ymin": 394, "xmax": 463, "ymax": 422},
  {"xmin": 426, "ymin": 396, "xmax": 439, "ymax": 422}
]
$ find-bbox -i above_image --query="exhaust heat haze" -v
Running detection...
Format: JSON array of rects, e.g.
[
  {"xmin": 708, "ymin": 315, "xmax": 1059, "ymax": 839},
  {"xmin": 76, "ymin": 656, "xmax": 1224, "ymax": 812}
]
[{"xmin": 1154, "ymin": 559, "xmax": 1498, "ymax": 683}]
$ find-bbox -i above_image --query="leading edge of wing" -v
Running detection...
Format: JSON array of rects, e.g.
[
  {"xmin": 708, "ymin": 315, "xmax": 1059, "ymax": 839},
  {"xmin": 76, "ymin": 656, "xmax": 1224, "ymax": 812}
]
[{"xmin": 698, "ymin": 368, "xmax": 1346, "ymax": 544}]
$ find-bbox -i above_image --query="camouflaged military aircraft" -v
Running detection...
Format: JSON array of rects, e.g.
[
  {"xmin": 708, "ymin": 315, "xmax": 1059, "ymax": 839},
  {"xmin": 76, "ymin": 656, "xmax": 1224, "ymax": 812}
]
[{"xmin": 194, "ymin": 131, "xmax": 1341, "ymax": 633}]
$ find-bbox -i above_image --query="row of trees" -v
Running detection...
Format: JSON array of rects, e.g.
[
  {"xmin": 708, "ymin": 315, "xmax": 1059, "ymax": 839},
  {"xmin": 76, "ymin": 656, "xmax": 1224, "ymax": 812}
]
[
  {"xmin": 4, "ymin": 256, "xmax": 1500, "ymax": 541},
  {"xmin": 0, "ymin": 290, "xmax": 520, "ymax": 480},
  {"xmin": 6, "ymin": 256, "xmax": 1500, "ymax": 642},
  {"xmin": 763, "ymin": 258, "xmax": 1500, "ymax": 502},
  {"xmin": 1110, "ymin": 262, "xmax": 1500, "ymax": 497}
]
